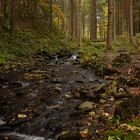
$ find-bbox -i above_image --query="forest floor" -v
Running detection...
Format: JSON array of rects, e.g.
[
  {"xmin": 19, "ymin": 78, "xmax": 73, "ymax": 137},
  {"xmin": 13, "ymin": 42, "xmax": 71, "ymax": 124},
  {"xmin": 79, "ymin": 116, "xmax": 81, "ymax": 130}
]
[
  {"xmin": 0, "ymin": 47, "xmax": 140, "ymax": 140},
  {"xmin": 103, "ymin": 48, "xmax": 140, "ymax": 95}
]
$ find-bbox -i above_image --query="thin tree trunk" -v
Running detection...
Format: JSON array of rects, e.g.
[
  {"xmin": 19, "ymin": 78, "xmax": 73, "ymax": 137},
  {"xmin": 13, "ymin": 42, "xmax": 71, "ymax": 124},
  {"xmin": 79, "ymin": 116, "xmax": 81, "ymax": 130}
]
[
  {"xmin": 129, "ymin": 0, "xmax": 134, "ymax": 44},
  {"xmin": 90, "ymin": 0, "xmax": 97, "ymax": 41},
  {"xmin": 113, "ymin": 0, "xmax": 116, "ymax": 41},
  {"xmin": 4, "ymin": 0, "xmax": 13, "ymax": 31},
  {"xmin": 107, "ymin": 0, "xmax": 113, "ymax": 49},
  {"xmin": 48, "ymin": 0, "xmax": 53, "ymax": 32}
]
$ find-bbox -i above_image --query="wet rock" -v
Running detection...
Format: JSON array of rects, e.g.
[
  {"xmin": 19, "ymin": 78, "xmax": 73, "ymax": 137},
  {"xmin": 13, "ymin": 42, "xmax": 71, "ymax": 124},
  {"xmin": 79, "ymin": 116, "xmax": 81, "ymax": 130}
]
[
  {"xmin": 100, "ymin": 99, "xmax": 106, "ymax": 104},
  {"xmin": 108, "ymin": 96, "xmax": 114, "ymax": 102},
  {"xmin": 78, "ymin": 89, "xmax": 90, "ymax": 95},
  {"xmin": 69, "ymin": 110, "xmax": 86, "ymax": 118},
  {"xmin": 0, "ymin": 101, "xmax": 8, "ymax": 106},
  {"xmin": 88, "ymin": 120, "xmax": 99, "ymax": 138},
  {"xmin": 73, "ymin": 92, "xmax": 81, "ymax": 99},
  {"xmin": 16, "ymin": 91, "xmax": 24, "ymax": 97},
  {"xmin": 56, "ymin": 130, "xmax": 82, "ymax": 140},
  {"xmin": 114, "ymin": 93, "xmax": 132, "ymax": 100},
  {"xmin": 8, "ymin": 81, "xmax": 23, "ymax": 88},
  {"xmin": 72, "ymin": 61, "xmax": 80, "ymax": 65},
  {"xmin": 77, "ymin": 101, "xmax": 94, "ymax": 111},
  {"xmin": 0, "ymin": 133, "xmax": 45, "ymax": 140},
  {"xmin": 76, "ymin": 80, "xmax": 85, "ymax": 84},
  {"xmin": 0, "ymin": 119, "xmax": 6, "ymax": 126},
  {"xmin": 76, "ymin": 119, "xmax": 88, "ymax": 127},
  {"xmin": 55, "ymin": 87, "xmax": 62, "ymax": 94},
  {"xmin": 84, "ymin": 94, "xmax": 97, "ymax": 101},
  {"xmin": 7, "ymin": 117, "xmax": 30, "ymax": 127},
  {"xmin": 0, "ymin": 125, "xmax": 12, "ymax": 131},
  {"xmin": 47, "ymin": 119, "xmax": 62, "ymax": 132},
  {"xmin": 52, "ymin": 78, "xmax": 62, "ymax": 83},
  {"xmin": 94, "ymin": 84, "xmax": 108, "ymax": 94}
]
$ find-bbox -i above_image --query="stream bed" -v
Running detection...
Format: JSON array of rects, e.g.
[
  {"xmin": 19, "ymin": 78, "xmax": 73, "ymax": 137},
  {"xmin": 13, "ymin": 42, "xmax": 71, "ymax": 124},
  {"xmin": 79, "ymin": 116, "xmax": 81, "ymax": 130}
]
[{"xmin": 0, "ymin": 57, "xmax": 133, "ymax": 140}]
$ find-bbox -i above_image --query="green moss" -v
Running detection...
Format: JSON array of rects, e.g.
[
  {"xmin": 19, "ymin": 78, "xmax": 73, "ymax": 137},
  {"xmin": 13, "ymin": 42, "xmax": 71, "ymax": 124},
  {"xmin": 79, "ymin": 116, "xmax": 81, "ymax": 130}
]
[
  {"xmin": 127, "ymin": 119, "xmax": 140, "ymax": 127},
  {"xmin": 105, "ymin": 128, "xmax": 138, "ymax": 140},
  {"xmin": 0, "ymin": 28, "xmax": 70, "ymax": 63},
  {"xmin": 104, "ymin": 119, "xmax": 140, "ymax": 140},
  {"xmin": 79, "ymin": 41, "xmax": 105, "ymax": 72},
  {"xmin": 0, "ymin": 27, "xmax": 105, "ymax": 65}
]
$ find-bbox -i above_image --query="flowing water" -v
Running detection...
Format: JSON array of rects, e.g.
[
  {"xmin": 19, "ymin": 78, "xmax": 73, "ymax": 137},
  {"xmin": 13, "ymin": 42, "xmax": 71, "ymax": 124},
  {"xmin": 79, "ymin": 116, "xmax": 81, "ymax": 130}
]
[{"xmin": 0, "ymin": 56, "xmax": 108, "ymax": 140}]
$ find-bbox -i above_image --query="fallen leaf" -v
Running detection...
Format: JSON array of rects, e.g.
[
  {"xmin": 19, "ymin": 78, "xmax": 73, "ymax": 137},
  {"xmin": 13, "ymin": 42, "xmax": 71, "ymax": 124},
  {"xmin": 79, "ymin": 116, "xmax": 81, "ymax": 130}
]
[
  {"xmin": 18, "ymin": 114, "xmax": 27, "ymax": 119},
  {"xmin": 119, "ymin": 123, "xmax": 140, "ymax": 131},
  {"xmin": 80, "ymin": 129, "xmax": 88, "ymax": 138}
]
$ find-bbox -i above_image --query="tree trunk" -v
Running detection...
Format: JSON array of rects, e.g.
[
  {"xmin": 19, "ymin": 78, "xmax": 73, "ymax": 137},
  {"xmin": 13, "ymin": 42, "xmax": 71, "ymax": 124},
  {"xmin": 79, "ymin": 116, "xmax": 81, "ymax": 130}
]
[
  {"xmin": 48, "ymin": 0, "xmax": 53, "ymax": 32},
  {"xmin": 107, "ymin": 0, "xmax": 113, "ymax": 49},
  {"xmin": 113, "ymin": 0, "xmax": 116, "ymax": 41},
  {"xmin": 90, "ymin": 0, "xmax": 97, "ymax": 41},
  {"xmin": 3, "ymin": 0, "xmax": 13, "ymax": 31},
  {"xmin": 129, "ymin": 0, "xmax": 134, "ymax": 44},
  {"xmin": 77, "ymin": 0, "xmax": 83, "ymax": 41}
]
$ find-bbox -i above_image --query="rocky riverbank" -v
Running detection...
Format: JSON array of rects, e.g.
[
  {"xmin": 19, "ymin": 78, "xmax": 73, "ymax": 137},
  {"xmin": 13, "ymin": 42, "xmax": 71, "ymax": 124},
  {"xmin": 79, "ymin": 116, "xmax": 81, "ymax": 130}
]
[{"xmin": 0, "ymin": 51, "xmax": 139, "ymax": 140}]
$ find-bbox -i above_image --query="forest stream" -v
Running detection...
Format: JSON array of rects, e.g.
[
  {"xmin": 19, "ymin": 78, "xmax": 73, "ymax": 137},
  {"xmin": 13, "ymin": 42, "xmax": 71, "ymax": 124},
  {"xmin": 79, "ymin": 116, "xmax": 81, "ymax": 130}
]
[{"xmin": 0, "ymin": 55, "xmax": 139, "ymax": 140}]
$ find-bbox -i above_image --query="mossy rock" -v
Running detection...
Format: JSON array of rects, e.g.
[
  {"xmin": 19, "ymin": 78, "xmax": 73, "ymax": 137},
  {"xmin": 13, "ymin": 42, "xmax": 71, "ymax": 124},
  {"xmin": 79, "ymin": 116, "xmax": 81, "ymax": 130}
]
[
  {"xmin": 112, "ymin": 54, "xmax": 132, "ymax": 67},
  {"xmin": 114, "ymin": 95, "xmax": 140, "ymax": 120},
  {"xmin": 134, "ymin": 68, "xmax": 140, "ymax": 79},
  {"xmin": 83, "ymin": 59, "xmax": 118, "ymax": 76},
  {"xmin": 82, "ymin": 59, "xmax": 110, "ymax": 76},
  {"xmin": 105, "ymin": 128, "xmax": 139, "ymax": 140},
  {"xmin": 78, "ymin": 101, "xmax": 94, "ymax": 110}
]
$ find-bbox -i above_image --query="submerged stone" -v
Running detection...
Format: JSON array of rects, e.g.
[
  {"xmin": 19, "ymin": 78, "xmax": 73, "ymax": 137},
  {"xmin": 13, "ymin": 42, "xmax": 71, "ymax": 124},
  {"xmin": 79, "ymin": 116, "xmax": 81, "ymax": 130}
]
[
  {"xmin": 0, "ymin": 133, "xmax": 45, "ymax": 140},
  {"xmin": 0, "ymin": 119, "xmax": 6, "ymax": 126},
  {"xmin": 78, "ymin": 101, "xmax": 94, "ymax": 110},
  {"xmin": 56, "ymin": 130, "xmax": 82, "ymax": 140}
]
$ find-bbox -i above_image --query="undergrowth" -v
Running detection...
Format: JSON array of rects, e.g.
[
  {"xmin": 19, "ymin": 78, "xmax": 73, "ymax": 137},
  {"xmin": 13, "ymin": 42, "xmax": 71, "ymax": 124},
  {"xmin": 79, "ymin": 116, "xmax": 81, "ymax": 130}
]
[
  {"xmin": 104, "ymin": 118, "xmax": 140, "ymax": 140},
  {"xmin": 112, "ymin": 32, "xmax": 140, "ymax": 52},
  {"xmin": 0, "ymin": 28, "xmax": 106, "ymax": 64}
]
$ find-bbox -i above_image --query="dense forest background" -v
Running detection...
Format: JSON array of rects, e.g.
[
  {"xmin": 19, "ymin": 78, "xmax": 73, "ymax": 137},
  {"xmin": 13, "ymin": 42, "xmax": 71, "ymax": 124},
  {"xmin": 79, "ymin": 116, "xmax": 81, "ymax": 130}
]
[{"xmin": 0, "ymin": 0, "xmax": 140, "ymax": 45}]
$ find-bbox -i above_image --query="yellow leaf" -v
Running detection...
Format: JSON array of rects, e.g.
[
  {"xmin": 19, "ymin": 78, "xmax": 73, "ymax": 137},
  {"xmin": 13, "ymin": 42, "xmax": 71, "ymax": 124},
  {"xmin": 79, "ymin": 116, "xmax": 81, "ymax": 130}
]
[
  {"xmin": 18, "ymin": 114, "xmax": 27, "ymax": 119},
  {"xmin": 64, "ymin": 94, "xmax": 71, "ymax": 99}
]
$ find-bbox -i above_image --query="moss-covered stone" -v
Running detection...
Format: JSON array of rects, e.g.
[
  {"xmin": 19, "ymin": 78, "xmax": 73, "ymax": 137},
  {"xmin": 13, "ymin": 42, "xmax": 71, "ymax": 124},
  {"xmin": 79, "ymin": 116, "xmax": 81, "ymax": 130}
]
[
  {"xmin": 114, "ymin": 95, "xmax": 140, "ymax": 120},
  {"xmin": 112, "ymin": 54, "xmax": 132, "ymax": 67}
]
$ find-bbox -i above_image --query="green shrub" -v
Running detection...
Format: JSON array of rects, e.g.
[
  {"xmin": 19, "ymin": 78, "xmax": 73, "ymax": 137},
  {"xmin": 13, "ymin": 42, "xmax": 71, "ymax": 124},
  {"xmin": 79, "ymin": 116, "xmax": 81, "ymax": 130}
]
[
  {"xmin": 104, "ymin": 119, "xmax": 140, "ymax": 140},
  {"xmin": 135, "ymin": 33, "xmax": 140, "ymax": 47},
  {"xmin": 112, "ymin": 32, "xmax": 132, "ymax": 51}
]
